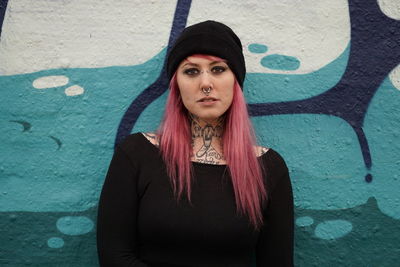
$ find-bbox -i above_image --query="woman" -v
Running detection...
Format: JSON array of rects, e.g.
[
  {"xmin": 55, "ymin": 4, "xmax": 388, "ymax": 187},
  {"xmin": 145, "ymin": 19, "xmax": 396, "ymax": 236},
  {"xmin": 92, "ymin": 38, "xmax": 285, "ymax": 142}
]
[{"xmin": 97, "ymin": 20, "xmax": 294, "ymax": 266}]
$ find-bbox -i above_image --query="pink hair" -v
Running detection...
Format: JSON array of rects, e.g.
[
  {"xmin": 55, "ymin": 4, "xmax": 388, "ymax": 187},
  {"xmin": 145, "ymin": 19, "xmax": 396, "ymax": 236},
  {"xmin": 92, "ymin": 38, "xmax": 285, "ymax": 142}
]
[
  {"xmin": 157, "ymin": 72, "xmax": 193, "ymax": 200},
  {"xmin": 157, "ymin": 55, "xmax": 267, "ymax": 229}
]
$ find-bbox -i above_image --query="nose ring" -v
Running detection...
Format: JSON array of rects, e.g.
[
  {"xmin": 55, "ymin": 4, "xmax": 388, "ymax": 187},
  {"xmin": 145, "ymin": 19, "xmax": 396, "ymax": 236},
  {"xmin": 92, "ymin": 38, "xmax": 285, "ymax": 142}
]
[{"xmin": 202, "ymin": 87, "xmax": 212, "ymax": 96}]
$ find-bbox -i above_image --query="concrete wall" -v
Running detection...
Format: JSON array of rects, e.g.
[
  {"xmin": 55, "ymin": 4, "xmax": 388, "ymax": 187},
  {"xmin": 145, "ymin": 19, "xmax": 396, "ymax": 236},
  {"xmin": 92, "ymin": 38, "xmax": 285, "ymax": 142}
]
[{"xmin": 1, "ymin": 0, "xmax": 399, "ymax": 266}]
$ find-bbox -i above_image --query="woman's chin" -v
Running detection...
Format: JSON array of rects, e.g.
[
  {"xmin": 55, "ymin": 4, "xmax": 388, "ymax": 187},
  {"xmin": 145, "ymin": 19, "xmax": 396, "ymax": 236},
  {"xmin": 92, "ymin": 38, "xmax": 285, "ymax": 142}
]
[{"xmin": 195, "ymin": 113, "xmax": 222, "ymax": 122}]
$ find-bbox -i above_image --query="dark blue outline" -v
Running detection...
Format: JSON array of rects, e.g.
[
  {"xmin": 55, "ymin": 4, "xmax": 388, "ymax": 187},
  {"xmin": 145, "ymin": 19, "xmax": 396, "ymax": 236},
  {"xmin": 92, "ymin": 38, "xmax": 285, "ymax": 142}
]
[
  {"xmin": 249, "ymin": 0, "xmax": 400, "ymax": 175},
  {"xmin": 115, "ymin": 0, "xmax": 192, "ymax": 146},
  {"xmin": 0, "ymin": 0, "xmax": 9, "ymax": 37}
]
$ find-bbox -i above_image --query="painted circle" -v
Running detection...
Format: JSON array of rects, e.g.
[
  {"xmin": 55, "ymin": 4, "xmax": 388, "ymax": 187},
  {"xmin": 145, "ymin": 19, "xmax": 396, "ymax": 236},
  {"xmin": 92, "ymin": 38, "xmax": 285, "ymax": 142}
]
[
  {"xmin": 389, "ymin": 64, "xmax": 400, "ymax": 90},
  {"xmin": 296, "ymin": 216, "xmax": 314, "ymax": 227},
  {"xmin": 261, "ymin": 54, "xmax": 300, "ymax": 71},
  {"xmin": 315, "ymin": 219, "xmax": 353, "ymax": 240},
  {"xmin": 378, "ymin": 0, "xmax": 400, "ymax": 20},
  {"xmin": 33, "ymin": 75, "xmax": 69, "ymax": 89},
  {"xmin": 65, "ymin": 85, "xmax": 84, "ymax": 96},
  {"xmin": 47, "ymin": 237, "xmax": 64, "ymax": 248},
  {"xmin": 56, "ymin": 216, "xmax": 94, "ymax": 236},
  {"xmin": 248, "ymin": 43, "xmax": 268, "ymax": 54}
]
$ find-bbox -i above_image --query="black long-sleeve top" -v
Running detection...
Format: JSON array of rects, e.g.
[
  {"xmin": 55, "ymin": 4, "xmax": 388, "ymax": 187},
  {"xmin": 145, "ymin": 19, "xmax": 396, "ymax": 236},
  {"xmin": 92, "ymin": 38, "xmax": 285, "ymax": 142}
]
[{"xmin": 97, "ymin": 133, "xmax": 294, "ymax": 266}]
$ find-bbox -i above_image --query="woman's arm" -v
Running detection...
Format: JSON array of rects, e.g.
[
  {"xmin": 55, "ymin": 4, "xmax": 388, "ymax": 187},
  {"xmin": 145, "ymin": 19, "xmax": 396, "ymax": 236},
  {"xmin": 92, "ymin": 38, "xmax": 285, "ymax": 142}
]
[
  {"xmin": 256, "ymin": 153, "xmax": 294, "ymax": 266},
  {"xmin": 97, "ymin": 145, "xmax": 148, "ymax": 267}
]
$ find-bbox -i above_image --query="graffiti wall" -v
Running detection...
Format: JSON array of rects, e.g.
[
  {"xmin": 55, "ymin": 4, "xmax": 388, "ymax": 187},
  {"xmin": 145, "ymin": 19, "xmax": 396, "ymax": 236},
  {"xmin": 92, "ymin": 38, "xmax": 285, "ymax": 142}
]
[{"xmin": 1, "ymin": 0, "xmax": 399, "ymax": 266}]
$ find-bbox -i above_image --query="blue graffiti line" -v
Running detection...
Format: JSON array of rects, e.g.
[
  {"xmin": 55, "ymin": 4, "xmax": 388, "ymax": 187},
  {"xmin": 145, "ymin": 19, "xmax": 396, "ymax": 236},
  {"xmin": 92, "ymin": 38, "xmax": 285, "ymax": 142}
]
[
  {"xmin": 115, "ymin": 0, "xmax": 192, "ymax": 146},
  {"xmin": 0, "ymin": 0, "xmax": 9, "ymax": 37},
  {"xmin": 249, "ymin": 0, "xmax": 400, "ymax": 180}
]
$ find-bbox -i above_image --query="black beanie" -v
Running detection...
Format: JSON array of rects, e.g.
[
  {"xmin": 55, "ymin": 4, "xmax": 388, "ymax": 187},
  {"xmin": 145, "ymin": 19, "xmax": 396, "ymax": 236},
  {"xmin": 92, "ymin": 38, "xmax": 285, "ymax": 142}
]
[{"xmin": 166, "ymin": 20, "xmax": 246, "ymax": 88}]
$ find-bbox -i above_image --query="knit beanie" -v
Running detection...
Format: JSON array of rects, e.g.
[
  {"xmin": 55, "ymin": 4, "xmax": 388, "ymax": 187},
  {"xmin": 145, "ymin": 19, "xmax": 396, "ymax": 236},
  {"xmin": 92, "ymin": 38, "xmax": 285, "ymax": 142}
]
[{"xmin": 166, "ymin": 20, "xmax": 246, "ymax": 88}]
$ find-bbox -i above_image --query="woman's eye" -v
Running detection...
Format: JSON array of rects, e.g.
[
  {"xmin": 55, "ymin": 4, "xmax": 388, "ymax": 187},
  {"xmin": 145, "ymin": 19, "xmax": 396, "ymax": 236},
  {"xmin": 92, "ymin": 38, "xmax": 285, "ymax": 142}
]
[
  {"xmin": 212, "ymin": 66, "xmax": 226, "ymax": 73},
  {"xmin": 183, "ymin": 68, "xmax": 199, "ymax": 75}
]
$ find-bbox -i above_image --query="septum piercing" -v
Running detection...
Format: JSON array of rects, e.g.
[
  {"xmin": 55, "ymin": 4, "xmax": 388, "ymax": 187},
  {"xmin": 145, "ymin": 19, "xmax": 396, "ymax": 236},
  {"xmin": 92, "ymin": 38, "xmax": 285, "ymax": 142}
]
[{"xmin": 202, "ymin": 87, "xmax": 212, "ymax": 96}]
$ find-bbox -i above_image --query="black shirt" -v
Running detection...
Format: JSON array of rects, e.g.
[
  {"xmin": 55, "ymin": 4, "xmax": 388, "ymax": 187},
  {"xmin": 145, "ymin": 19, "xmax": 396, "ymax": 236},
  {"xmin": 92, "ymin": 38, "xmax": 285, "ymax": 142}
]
[{"xmin": 97, "ymin": 133, "xmax": 294, "ymax": 266}]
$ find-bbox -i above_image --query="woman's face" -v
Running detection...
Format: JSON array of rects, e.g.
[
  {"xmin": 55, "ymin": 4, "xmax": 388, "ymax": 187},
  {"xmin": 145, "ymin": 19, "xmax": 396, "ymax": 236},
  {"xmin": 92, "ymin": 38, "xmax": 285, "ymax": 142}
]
[{"xmin": 176, "ymin": 55, "xmax": 235, "ymax": 122}]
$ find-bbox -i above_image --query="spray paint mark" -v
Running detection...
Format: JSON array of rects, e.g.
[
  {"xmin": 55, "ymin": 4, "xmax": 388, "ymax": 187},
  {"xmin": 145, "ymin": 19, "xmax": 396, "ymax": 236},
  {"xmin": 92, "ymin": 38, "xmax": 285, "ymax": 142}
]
[
  {"xmin": 315, "ymin": 219, "xmax": 353, "ymax": 240},
  {"xmin": 33, "ymin": 75, "xmax": 69, "ymax": 89},
  {"xmin": 47, "ymin": 237, "xmax": 64, "ymax": 248},
  {"xmin": 248, "ymin": 43, "xmax": 268, "ymax": 54},
  {"xmin": 9, "ymin": 120, "xmax": 31, "ymax": 132},
  {"xmin": 261, "ymin": 54, "xmax": 300, "ymax": 71},
  {"xmin": 0, "ymin": 0, "xmax": 9, "ymax": 38},
  {"xmin": 65, "ymin": 85, "xmax": 84, "ymax": 96},
  {"xmin": 296, "ymin": 216, "xmax": 314, "ymax": 227},
  {"xmin": 56, "ymin": 216, "xmax": 94, "ymax": 236},
  {"xmin": 49, "ymin": 136, "xmax": 62, "ymax": 150}
]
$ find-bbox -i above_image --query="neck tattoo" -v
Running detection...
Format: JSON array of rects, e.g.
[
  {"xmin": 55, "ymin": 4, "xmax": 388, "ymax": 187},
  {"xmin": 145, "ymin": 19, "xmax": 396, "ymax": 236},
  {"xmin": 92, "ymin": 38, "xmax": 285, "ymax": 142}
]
[{"xmin": 190, "ymin": 114, "xmax": 225, "ymax": 165}]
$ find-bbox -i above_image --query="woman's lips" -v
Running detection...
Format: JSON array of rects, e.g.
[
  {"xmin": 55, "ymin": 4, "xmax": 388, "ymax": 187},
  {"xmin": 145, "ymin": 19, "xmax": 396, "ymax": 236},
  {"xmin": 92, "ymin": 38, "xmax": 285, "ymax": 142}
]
[
  {"xmin": 197, "ymin": 97, "xmax": 218, "ymax": 102},
  {"xmin": 197, "ymin": 97, "xmax": 219, "ymax": 106}
]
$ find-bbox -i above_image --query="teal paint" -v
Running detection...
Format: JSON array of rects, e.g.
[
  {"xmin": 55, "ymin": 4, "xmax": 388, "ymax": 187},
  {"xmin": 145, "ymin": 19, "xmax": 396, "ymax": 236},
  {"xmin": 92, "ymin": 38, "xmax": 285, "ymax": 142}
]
[
  {"xmin": 295, "ymin": 216, "xmax": 314, "ymax": 227},
  {"xmin": 0, "ymin": 2, "xmax": 399, "ymax": 266},
  {"xmin": 56, "ymin": 216, "xmax": 94, "ymax": 235},
  {"xmin": 1, "ymin": 42, "xmax": 399, "ymax": 265},
  {"xmin": 295, "ymin": 197, "xmax": 400, "ymax": 266},
  {"xmin": 47, "ymin": 237, "xmax": 64, "ymax": 248},
  {"xmin": 0, "ymin": 49, "xmax": 165, "ymax": 212},
  {"xmin": 314, "ymin": 219, "xmax": 353, "ymax": 239},
  {"xmin": 248, "ymin": 43, "xmax": 268, "ymax": 53},
  {"xmin": 133, "ymin": 89, "xmax": 168, "ymax": 133},
  {"xmin": 245, "ymin": 44, "xmax": 350, "ymax": 103},
  {"xmin": 2, "ymin": 198, "xmax": 400, "ymax": 266},
  {"xmin": 9, "ymin": 120, "xmax": 31, "ymax": 132},
  {"xmin": 363, "ymin": 77, "xmax": 400, "ymax": 219},
  {"xmin": 252, "ymin": 113, "xmax": 366, "ymax": 210},
  {"xmin": 0, "ymin": 207, "xmax": 99, "ymax": 266},
  {"xmin": 260, "ymin": 54, "xmax": 300, "ymax": 71}
]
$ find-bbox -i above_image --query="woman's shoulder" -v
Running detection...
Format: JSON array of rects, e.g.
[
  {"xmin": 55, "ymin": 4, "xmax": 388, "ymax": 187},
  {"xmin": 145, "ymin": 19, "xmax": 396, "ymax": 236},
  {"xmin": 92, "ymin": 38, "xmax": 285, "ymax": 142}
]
[
  {"xmin": 255, "ymin": 144, "xmax": 289, "ymax": 163},
  {"xmin": 141, "ymin": 132, "xmax": 160, "ymax": 147},
  {"xmin": 259, "ymin": 147, "xmax": 288, "ymax": 172},
  {"xmin": 254, "ymin": 145, "xmax": 288, "ymax": 174},
  {"xmin": 259, "ymin": 147, "xmax": 290, "ymax": 192},
  {"xmin": 115, "ymin": 132, "xmax": 160, "ymax": 164},
  {"xmin": 255, "ymin": 145, "xmax": 269, "ymax": 157},
  {"xmin": 118, "ymin": 132, "xmax": 158, "ymax": 152}
]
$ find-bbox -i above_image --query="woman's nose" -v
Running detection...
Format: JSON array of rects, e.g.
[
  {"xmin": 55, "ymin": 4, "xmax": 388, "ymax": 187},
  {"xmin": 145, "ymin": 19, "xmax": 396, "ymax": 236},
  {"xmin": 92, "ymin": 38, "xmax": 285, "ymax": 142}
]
[{"xmin": 199, "ymin": 70, "xmax": 213, "ymax": 88}]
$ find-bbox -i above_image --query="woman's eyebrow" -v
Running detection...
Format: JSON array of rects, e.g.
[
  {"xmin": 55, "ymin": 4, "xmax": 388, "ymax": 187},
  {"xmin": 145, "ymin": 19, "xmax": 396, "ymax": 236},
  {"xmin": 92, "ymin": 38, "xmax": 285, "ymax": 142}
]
[
  {"xmin": 210, "ymin": 61, "xmax": 227, "ymax": 65},
  {"xmin": 181, "ymin": 61, "xmax": 227, "ymax": 68},
  {"xmin": 181, "ymin": 62, "xmax": 199, "ymax": 68}
]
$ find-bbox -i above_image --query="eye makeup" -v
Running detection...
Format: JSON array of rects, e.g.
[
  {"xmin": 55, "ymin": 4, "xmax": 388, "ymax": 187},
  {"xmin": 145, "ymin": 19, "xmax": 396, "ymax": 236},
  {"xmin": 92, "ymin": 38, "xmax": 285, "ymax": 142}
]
[{"xmin": 182, "ymin": 64, "xmax": 229, "ymax": 76}]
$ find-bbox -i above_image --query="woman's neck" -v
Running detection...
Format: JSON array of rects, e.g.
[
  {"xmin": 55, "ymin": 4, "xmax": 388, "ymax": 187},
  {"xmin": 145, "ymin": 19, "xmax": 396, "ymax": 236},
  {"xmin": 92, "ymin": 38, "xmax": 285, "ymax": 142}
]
[{"xmin": 189, "ymin": 114, "xmax": 226, "ymax": 165}]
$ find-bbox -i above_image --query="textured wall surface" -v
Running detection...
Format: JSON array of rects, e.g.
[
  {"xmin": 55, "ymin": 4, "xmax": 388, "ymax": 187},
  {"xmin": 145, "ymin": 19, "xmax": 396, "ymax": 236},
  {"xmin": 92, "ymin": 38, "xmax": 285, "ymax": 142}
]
[{"xmin": 1, "ymin": 0, "xmax": 400, "ymax": 266}]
